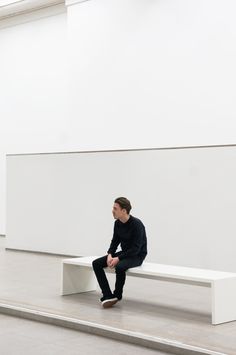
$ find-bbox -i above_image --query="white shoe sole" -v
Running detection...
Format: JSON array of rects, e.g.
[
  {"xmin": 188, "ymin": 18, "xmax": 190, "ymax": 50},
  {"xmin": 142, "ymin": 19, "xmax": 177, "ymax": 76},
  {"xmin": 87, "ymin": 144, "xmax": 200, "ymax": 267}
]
[{"xmin": 102, "ymin": 298, "xmax": 118, "ymax": 308}]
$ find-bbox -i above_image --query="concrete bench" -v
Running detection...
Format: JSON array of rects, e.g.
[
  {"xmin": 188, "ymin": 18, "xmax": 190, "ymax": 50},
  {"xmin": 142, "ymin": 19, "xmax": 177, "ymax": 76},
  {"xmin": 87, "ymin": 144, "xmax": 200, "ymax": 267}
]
[{"xmin": 61, "ymin": 256, "xmax": 236, "ymax": 325}]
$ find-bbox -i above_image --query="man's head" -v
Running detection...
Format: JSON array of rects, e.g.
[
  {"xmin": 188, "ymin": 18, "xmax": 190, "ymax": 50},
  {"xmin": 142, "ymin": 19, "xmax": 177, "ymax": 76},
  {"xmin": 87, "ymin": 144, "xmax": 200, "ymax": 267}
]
[{"xmin": 112, "ymin": 197, "xmax": 132, "ymax": 220}]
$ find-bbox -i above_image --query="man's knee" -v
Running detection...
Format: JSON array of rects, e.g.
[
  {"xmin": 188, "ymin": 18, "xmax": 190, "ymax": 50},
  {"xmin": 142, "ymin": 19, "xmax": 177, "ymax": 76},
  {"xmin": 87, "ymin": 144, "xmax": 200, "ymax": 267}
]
[
  {"xmin": 115, "ymin": 263, "xmax": 127, "ymax": 273},
  {"xmin": 92, "ymin": 257, "xmax": 106, "ymax": 270},
  {"xmin": 92, "ymin": 258, "xmax": 100, "ymax": 270}
]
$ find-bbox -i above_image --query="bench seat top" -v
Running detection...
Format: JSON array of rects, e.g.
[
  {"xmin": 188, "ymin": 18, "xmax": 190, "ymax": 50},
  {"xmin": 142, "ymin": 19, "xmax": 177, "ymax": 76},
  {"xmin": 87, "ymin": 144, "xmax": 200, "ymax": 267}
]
[{"xmin": 62, "ymin": 256, "xmax": 236, "ymax": 284}]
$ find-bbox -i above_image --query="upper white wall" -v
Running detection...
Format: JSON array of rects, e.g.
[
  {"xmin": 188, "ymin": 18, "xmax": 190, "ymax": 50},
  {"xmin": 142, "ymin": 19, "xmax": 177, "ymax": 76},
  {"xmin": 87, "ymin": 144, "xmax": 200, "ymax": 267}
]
[
  {"xmin": 0, "ymin": 5, "xmax": 67, "ymax": 154},
  {"xmin": 67, "ymin": 0, "xmax": 236, "ymax": 150}
]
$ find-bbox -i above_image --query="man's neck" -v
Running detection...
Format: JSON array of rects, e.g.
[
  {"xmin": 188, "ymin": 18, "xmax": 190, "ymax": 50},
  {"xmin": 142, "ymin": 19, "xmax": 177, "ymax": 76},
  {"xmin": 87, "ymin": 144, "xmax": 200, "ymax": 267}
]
[{"xmin": 119, "ymin": 214, "xmax": 130, "ymax": 223}]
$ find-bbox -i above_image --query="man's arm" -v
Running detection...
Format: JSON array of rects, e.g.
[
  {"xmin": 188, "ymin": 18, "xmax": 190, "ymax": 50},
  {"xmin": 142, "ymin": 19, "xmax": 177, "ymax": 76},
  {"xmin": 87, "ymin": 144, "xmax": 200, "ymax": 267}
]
[{"xmin": 107, "ymin": 222, "xmax": 120, "ymax": 256}]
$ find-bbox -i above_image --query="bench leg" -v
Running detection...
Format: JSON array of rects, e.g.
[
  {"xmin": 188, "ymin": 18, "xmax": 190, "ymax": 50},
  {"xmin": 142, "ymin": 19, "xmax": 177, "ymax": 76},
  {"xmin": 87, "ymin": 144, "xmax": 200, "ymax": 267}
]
[
  {"xmin": 61, "ymin": 264, "xmax": 97, "ymax": 296},
  {"xmin": 211, "ymin": 277, "xmax": 236, "ymax": 325}
]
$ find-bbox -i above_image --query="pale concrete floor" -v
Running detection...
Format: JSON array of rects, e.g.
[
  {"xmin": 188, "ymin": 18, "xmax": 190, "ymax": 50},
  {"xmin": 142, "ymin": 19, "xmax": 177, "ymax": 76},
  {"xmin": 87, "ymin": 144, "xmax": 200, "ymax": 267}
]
[
  {"xmin": 0, "ymin": 314, "xmax": 168, "ymax": 355},
  {"xmin": 0, "ymin": 237, "xmax": 236, "ymax": 354}
]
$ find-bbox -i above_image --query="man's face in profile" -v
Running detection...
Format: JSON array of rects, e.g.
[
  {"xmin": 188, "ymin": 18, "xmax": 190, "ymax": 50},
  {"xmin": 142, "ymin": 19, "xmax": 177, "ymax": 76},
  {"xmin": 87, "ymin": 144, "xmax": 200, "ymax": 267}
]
[{"xmin": 112, "ymin": 203, "xmax": 124, "ymax": 220}]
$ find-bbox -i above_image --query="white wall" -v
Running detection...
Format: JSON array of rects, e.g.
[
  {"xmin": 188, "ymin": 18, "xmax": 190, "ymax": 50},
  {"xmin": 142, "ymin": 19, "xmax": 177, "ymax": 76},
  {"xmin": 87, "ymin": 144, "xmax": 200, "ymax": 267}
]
[
  {"xmin": 67, "ymin": 0, "xmax": 236, "ymax": 150},
  {"xmin": 1, "ymin": 0, "xmax": 236, "ymax": 234},
  {"xmin": 6, "ymin": 146, "xmax": 236, "ymax": 272},
  {"xmin": 0, "ymin": 4, "xmax": 67, "ymax": 232}
]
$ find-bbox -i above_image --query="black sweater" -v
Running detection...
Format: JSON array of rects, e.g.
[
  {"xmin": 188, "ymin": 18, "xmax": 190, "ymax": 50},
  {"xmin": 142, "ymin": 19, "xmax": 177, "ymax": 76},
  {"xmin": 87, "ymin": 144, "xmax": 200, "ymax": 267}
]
[{"xmin": 107, "ymin": 215, "xmax": 147, "ymax": 260}]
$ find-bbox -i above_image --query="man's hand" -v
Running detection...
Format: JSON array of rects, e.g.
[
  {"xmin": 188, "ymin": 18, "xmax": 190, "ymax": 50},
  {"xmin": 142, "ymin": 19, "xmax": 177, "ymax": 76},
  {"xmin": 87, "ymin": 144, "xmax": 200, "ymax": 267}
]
[
  {"xmin": 107, "ymin": 254, "xmax": 119, "ymax": 268},
  {"xmin": 107, "ymin": 254, "xmax": 113, "ymax": 267},
  {"xmin": 109, "ymin": 256, "xmax": 119, "ymax": 268}
]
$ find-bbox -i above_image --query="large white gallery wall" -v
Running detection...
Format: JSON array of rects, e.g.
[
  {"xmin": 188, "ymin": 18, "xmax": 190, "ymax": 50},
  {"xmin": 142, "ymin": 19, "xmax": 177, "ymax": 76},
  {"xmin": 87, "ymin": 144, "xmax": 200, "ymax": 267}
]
[{"xmin": 1, "ymin": 0, "xmax": 236, "ymax": 251}]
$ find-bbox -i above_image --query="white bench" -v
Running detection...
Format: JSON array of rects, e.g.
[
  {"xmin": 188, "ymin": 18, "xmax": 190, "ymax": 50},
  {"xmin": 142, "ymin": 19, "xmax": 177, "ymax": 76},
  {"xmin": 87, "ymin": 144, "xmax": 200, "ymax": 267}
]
[{"xmin": 61, "ymin": 256, "xmax": 236, "ymax": 325}]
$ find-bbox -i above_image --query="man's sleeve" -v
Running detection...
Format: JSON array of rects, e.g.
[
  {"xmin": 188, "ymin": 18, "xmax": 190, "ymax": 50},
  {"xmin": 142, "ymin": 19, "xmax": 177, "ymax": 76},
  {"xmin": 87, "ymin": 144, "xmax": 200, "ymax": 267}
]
[
  {"xmin": 107, "ymin": 223, "xmax": 120, "ymax": 255},
  {"xmin": 118, "ymin": 222, "xmax": 144, "ymax": 260}
]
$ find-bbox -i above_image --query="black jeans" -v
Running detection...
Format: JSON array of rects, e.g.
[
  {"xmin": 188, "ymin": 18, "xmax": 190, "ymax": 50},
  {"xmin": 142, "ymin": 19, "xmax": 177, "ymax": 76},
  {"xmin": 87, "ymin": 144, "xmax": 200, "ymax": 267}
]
[{"xmin": 92, "ymin": 251, "xmax": 144, "ymax": 299}]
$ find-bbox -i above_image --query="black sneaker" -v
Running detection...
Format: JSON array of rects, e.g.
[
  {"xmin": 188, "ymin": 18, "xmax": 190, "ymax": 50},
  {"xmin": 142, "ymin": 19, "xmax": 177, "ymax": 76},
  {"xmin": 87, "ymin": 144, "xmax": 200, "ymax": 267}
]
[
  {"xmin": 99, "ymin": 295, "xmax": 106, "ymax": 303},
  {"xmin": 113, "ymin": 293, "xmax": 122, "ymax": 301},
  {"xmin": 101, "ymin": 296, "xmax": 118, "ymax": 308},
  {"xmin": 99, "ymin": 293, "xmax": 118, "ymax": 303}
]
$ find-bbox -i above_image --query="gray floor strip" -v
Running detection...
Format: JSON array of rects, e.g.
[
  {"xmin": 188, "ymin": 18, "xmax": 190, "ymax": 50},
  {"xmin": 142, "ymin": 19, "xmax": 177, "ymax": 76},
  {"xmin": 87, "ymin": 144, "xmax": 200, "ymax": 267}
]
[{"xmin": 0, "ymin": 302, "xmax": 226, "ymax": 355}]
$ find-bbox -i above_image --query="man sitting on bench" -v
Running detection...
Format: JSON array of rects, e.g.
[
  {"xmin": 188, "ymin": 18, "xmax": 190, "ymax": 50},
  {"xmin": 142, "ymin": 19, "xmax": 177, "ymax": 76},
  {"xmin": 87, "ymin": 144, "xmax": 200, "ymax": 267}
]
[{"xmin": 92, "ymin": 197, "xmax": 147, "ymax": 308}]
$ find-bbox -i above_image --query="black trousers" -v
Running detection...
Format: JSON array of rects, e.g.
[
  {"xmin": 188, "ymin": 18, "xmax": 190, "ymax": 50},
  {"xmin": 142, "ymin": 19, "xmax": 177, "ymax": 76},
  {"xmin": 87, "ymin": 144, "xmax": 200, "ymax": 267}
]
[{"xmin": 92, "ymin": 251, "xmax": 144, "ymax": 299}]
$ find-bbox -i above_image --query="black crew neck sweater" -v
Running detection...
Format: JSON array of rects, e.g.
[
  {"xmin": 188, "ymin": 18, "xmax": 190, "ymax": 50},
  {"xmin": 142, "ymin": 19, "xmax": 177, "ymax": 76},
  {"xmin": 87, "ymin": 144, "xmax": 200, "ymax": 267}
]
[{"xmin": 107, "ymin": 215, "xmax": 147, "ymax": 260}]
